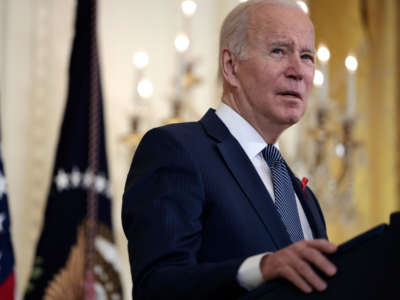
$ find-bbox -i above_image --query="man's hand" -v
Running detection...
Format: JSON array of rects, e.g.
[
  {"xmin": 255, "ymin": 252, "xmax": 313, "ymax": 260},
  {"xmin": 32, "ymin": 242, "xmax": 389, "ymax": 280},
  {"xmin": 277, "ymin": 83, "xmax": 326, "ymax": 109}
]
[{"xmin": 260, "ymin": 239, "xmax": 337, "ymax": 293}]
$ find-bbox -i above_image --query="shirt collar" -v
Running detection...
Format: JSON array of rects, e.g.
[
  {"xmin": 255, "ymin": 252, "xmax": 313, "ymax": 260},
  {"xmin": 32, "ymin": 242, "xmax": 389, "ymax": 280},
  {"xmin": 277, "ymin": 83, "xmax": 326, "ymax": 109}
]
[{"xmin": 215, "ymin": 103, "xmax": 279, "ymax": 160}]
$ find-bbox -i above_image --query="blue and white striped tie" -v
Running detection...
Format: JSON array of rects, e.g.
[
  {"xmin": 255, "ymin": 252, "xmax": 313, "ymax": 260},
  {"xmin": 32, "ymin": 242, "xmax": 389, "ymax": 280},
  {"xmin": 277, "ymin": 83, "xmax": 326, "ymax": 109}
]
[{"xmin": 263, "ymin": 144, "xmax": 304, "ymax": 242}]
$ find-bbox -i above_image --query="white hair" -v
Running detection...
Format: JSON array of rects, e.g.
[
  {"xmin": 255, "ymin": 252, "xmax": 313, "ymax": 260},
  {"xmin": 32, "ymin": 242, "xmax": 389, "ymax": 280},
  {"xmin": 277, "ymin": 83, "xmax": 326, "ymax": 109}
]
[{"xmin": 218, "ymin": 0, "xmax": 304, "ymax": 78}]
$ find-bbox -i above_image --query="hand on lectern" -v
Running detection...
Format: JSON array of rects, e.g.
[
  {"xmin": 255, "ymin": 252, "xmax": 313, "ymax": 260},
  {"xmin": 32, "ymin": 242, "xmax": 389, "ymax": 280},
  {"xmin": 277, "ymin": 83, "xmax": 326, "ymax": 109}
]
[{"xmin": 260, "ymin": 239, "xmax": 337, "ymax": 293}]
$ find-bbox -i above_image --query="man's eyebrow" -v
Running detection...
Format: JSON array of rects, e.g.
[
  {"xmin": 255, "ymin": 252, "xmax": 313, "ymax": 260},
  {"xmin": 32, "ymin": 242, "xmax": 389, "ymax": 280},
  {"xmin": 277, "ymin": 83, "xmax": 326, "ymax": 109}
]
[
  {"xmin": 268, "ymin": 41, "xmax": 315, "ymax": 55},
  {"xmin": 301, "ymin": 48, "xmax": 316, "ymax": 54},
  {"xmin": 269, "ymin": 41, "xmax": 292, "ymax": 48}
]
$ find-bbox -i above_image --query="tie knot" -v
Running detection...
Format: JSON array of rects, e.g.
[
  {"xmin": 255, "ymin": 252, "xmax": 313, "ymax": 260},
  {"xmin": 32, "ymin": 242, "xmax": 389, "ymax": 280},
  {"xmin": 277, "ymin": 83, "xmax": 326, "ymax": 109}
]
[{"xmin": 263, "ymin": 144, "xmax": 283, "ymax": 167}]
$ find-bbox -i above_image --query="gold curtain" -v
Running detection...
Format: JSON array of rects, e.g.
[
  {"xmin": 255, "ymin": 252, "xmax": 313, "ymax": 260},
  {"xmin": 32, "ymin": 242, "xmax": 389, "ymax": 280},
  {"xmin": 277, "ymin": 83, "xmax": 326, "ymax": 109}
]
[{"xmin": 309, "ymin": 0, "xmax": 400, "ymax": 243}]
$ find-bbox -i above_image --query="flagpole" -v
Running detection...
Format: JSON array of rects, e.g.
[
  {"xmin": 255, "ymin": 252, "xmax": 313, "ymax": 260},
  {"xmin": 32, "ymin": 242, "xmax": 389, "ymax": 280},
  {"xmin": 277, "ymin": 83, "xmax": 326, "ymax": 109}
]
[{"xmin": 84, "ymin": 0, "xmax": 99, "ymax": 298}]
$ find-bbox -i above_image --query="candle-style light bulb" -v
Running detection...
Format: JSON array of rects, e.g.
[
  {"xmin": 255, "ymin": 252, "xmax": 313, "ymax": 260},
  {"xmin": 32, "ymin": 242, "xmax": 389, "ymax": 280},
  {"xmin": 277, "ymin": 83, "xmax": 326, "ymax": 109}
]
[
  {"xmin": 313, "ymin": 70, "xmax": 324, "ymax": 87},
  {"xmin": 133, "ymin": 51, "xmax": 149, "ymax": 69},
  {"xmin": 345, "ymin": 55, "xmax": 358, "ymax": 72},
  {"xmin": 296, "ymin": 1, "xmax": 309, "ymax": 14},
  {"xmin": 345, "ymin": 55, "xmax": 358, "ymax": 119},
  {"xmin": 316, "ymin": 45, "xmax": 330, "ymax": 105},
  {"xmin": 181, "ymin": 0, "xmax": 197, "ymax": 17},
  {"xmin": 137, "ymin": 79, "xmax": 153, "ymax": 99},
  {"xmin": 175, "ymin": 33, "xmax": 190, "ymax": 52},
  {"xmin": 317, "ymin": 46, "xmax": 330, "ymax": 63}
]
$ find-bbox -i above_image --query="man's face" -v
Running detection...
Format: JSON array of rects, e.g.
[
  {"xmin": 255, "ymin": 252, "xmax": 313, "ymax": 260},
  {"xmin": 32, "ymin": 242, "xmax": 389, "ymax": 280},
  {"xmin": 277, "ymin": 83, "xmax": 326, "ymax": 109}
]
[{"xmin": 234, "ymin": 4, "xmax": 315, "ymax": 130}]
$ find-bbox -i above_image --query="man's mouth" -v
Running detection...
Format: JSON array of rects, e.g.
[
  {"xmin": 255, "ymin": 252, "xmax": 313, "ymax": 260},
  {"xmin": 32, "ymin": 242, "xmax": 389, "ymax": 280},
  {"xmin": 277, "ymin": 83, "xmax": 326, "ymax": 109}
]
[{"xmin": 277, "ymin": 91, "xmax": 302, "ymax": 100}]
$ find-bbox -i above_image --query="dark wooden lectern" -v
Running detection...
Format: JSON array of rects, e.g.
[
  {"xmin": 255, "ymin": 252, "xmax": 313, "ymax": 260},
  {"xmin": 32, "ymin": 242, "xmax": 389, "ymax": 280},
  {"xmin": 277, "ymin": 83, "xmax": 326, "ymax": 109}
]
[{"xmin": 240, "ymin": 212, "xmax": 400, "ymax": 300}]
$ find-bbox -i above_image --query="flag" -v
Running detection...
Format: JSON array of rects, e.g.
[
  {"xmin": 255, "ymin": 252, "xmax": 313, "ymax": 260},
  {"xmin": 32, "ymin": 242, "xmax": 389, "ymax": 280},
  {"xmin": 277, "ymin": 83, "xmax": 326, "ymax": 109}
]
[
  {"xmin": 0, "ymin": 146, "xmax": 15, "ymax": 300},
  {"xmin": 24, "ymin": 0, "xmax": 122, "ymax": 299}
]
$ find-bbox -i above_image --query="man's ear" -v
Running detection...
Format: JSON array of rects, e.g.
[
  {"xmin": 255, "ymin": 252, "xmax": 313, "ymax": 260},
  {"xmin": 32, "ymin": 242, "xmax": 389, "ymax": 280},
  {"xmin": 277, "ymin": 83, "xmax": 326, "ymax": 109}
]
[{"xmin": 221, "ymin": 48, "xmax": 240, "ymax": 87}]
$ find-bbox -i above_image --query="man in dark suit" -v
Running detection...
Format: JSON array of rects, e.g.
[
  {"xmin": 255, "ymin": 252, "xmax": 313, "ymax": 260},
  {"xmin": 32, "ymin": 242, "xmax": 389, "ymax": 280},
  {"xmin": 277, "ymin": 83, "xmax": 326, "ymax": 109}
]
[{"xmin": 122, "ymin": 0, "xmax": 338, "ymax": 299}]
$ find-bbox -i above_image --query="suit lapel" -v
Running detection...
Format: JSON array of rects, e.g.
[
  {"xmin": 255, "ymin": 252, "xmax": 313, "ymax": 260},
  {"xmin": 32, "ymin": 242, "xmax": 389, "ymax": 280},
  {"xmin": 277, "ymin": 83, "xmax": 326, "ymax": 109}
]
[
  {"xmin": 200, "ymin": 109, "xmax": 292, "ymax": 249},
  {"xmin": 287, "ymin": 167, "xmax": 327, "ymax": 239}
]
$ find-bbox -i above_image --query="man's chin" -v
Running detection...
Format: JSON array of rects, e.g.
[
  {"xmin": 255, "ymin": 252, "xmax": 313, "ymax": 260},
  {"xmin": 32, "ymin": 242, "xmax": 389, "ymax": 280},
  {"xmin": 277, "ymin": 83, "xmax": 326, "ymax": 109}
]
[
  {"xmin": 281, "ymin": 112, "xmax": 303, "ymax": 126},
  {"xmin": 285, "ymin": 108, "xmax": 305, "ymax": 124}
]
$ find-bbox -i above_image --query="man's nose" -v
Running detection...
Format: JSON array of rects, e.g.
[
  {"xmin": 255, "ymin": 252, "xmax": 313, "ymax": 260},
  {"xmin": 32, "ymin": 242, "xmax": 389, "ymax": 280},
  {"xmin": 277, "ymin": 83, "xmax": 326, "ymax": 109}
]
[{"xmin": 285, "ymin": 55, "xmax": 304, "ymax": 81}]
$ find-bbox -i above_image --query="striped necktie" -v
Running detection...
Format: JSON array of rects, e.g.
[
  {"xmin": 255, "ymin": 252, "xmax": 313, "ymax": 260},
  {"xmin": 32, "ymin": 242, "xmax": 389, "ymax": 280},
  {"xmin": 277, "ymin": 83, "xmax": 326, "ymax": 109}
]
[{"xmin": 263, "ymin": 144, "xmax": 304, "ymax": 242}]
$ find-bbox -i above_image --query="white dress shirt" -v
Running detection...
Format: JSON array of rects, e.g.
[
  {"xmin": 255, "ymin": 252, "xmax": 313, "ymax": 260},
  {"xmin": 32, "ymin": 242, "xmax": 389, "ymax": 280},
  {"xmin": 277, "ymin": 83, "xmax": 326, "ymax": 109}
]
[{"xmin": 215, "ymin": 103, "xmax": 313, "ymax": 290}]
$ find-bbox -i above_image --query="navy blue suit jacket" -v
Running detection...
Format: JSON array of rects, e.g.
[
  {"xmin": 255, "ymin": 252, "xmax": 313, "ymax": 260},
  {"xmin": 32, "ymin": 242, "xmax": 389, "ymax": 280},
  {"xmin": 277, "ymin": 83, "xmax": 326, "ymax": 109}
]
[{"xmin": 122, "ymin": 109, "xmax": 327, "ymax": 300}]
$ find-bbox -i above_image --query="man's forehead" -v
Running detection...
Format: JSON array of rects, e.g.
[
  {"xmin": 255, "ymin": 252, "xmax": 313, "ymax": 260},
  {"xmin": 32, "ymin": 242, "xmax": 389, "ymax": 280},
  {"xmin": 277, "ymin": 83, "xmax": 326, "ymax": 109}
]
[
  {"xmin": 247, "ymin": 4, "xmax": 315, "ymax": 45},
  {"xmin": 248, "ymin": 3, "xmax": 314, "ymax": 33}
]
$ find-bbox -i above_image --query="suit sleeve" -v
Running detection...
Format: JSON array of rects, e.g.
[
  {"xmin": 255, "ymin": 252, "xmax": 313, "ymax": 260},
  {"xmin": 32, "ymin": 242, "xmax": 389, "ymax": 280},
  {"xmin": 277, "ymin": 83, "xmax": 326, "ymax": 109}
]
[{"xmin": 122, "ymin": 127, "xmax": 247, "ymax": 300}]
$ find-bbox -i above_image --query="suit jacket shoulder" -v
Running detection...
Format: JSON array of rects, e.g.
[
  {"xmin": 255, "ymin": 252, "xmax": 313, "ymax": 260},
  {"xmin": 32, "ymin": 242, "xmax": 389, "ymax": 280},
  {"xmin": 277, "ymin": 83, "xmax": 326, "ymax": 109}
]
[{"xmin": 122, "ymin": 111, "xmax": 248, "ymax": 300}]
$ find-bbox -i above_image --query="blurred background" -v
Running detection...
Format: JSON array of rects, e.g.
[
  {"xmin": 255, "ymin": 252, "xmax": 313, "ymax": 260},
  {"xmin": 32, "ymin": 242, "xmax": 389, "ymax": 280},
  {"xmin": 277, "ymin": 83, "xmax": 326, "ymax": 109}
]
[{"xmin": 1, "ymin": 0, "xmax": 399, "ymax": 298}]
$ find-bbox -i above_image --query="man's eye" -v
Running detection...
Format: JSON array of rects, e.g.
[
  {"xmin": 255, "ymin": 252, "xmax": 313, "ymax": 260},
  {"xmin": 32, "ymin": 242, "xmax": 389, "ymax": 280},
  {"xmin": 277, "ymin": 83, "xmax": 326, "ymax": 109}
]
[
  {"xmin": 272, "ymin": 48, "xmax": 283, "ymax": 55},
  {"xmin": 301, "ymin": 54, "xmax": 315, "ymax": 63}
]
